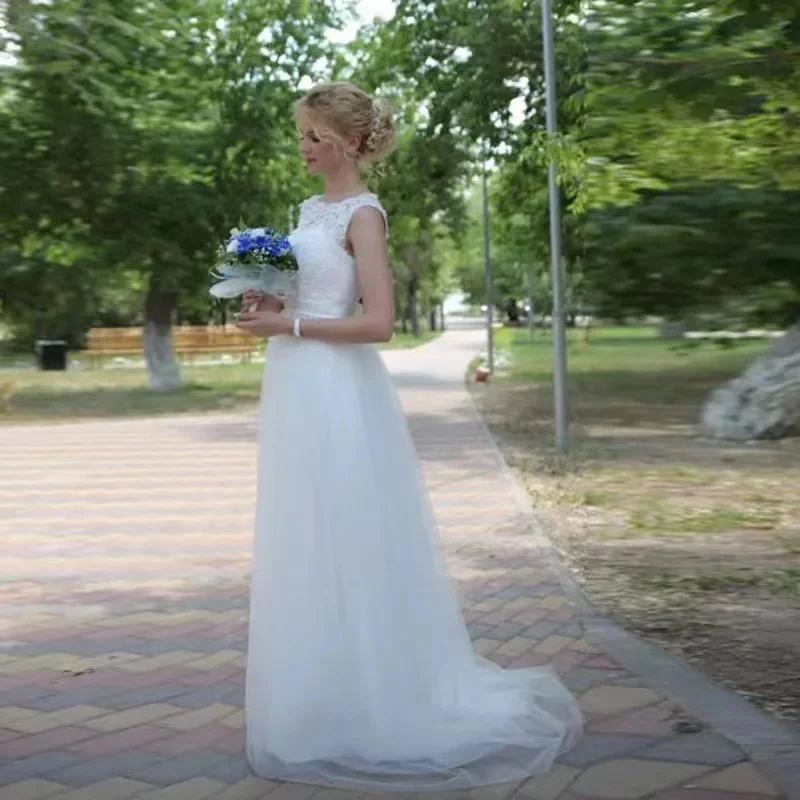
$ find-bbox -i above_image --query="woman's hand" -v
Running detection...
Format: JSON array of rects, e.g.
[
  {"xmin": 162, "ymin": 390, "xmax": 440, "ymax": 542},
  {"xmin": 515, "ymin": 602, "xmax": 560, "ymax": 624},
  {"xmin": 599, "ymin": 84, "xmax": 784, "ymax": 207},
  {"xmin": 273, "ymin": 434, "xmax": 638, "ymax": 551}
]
[
  {"xmin": 242, "ymin": 290, "xmax": 284, "ymax": 313},
  {"xmin": 236, "ymin": 310, "xmax": 292, "ymax": 338}
]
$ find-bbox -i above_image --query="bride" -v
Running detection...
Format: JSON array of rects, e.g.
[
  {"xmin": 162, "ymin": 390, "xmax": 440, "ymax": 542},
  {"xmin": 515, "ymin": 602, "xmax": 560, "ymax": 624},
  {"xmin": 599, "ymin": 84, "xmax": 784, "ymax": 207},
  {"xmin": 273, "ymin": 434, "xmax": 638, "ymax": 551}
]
[{"xmin": 236, "ymin": 81, "xmax": 581, "ymax": 793}]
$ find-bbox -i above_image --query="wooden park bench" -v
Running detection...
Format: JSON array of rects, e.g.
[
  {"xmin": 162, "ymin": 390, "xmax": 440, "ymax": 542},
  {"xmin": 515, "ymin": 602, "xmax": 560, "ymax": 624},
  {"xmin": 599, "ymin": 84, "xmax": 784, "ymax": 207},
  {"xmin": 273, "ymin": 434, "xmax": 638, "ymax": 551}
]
[{"xmin": 85, "ymin": 326, "xmax": 258, "ymax": 366}]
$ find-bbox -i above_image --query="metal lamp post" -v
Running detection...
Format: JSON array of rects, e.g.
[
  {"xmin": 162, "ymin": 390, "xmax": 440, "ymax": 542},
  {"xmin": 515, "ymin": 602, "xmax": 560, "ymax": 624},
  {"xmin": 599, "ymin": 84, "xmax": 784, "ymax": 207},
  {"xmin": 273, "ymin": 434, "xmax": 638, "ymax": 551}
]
[
  {"xmin": 482, "ymin": 154, "xmax": 494, "ymax": 373},
  {"xmin": 541, "ymin": 0, "xmax": 569, "ymax": 453}
]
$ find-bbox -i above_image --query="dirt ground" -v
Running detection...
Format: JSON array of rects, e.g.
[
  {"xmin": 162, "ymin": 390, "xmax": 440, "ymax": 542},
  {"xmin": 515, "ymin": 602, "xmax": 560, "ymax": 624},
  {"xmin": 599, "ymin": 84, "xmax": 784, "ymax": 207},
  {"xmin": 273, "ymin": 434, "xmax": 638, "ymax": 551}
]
[{"xmin": 473, "ymin": 378, "xmax": 800, "ymax": 726}]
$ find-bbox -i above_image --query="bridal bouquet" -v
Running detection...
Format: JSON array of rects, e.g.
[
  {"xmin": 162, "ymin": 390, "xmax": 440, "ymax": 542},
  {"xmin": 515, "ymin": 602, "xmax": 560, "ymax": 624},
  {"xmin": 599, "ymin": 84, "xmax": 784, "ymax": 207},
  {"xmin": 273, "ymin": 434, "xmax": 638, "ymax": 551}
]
[{"xmin": 209, "ymin": 226, "xmax": 298, "ymax": 302}]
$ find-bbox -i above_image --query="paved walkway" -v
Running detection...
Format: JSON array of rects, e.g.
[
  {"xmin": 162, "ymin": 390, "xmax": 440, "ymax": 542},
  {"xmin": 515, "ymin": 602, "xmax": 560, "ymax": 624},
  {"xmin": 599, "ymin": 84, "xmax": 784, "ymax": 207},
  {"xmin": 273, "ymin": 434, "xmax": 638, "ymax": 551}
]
[{"xmin": 1, "ymin": 328, "xmax": 798, "ymax": 800}]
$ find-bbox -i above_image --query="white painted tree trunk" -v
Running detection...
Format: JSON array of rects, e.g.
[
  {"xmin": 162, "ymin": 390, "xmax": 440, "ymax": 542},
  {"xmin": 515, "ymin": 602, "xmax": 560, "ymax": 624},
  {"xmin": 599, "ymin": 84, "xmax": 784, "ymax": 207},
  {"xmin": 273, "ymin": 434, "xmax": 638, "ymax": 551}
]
[
  {"xmin": 700, "ymin": 324, "xmax": 800, "ymax": 440},
  {"xmin": 144, "ymin": 321, "xmax": 182, "ymax": 391},
  {"xmin": 143, "ymin": 284, "xmax": 181, "ymax": 392},
  {"xmin": 659, "ymin": 321, "xmax": 687, "ymax": 340}
]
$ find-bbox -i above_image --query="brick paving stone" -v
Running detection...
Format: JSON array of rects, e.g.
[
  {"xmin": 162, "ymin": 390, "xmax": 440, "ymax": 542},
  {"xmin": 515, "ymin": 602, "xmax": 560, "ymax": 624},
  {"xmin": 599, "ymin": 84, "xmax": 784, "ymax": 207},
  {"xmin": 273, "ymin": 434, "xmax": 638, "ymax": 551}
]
[
  {"xmin": 0, "ymin": 752, "xmax": 85, "ymax": 786},
  {"xmin": 497, "ymin": 637, "xmax": 539, "ymax": 658},
  {"xmin": 314, "ymin": 790, "xmax": 366, "ymax": 800},
  {"xmin": 50, "ymin": 776, "xmax": 155, "ymax": 800},
  {"xmin": 508, "ymin": 652, "xmax": 554, "ymax": 669},
  {"xmin": 215, "ymin": 776, "xmax": 283, "ymax": 799},
  {"xmin": 5, "ymin": 706, "xmax": 110, "ymax": 734},
  {"xmin": 579, "ymin": 687, "xmax": 664, "ymax": 717},
  {"xmin": 1, "ymin": 328, "xmax": 796, "ymax": 800},
  {"xmin": 142, "ymin": 723, "xmax": 238, "ymax": 755},
  {"xmin": 22, "ymin": 687, "xmax": 122, "ymax": 712},
  {"xmin": 558, "ymin": 733, "xmax": 662, "ymax": 767},
  {"xmin": 1, "ymin": 778, "xmax": 69, "ymax": 799},
  {"xmin": 266, "ymin": 785, "xmax": 322, "ymax": 799},
  {"xmin": 588, "ymin": 702, "xmax": 700, "ymax": 738},
  {"xmin": 689, "ymin": 763, "xmax": 782, "ymax": 796},
  {"xmin": 98, "ymin": 685, "xmax": 203, "ymax": 711},
  {"xmin": 582, "ymin": 656, "xmax": 620, "ymax": 670},
  {"xmin": 65, "ymin": 724, "xmax": 173, "ymax": 756},
  {"xmin": 534, "ymin": 635, "xmax": 575, "ymax": 656},
  {"xmin": 0, "ymin": 708, "xmax": 40, "ymax": 726},
  {"xmin": 654, "ymin": 791, "xmax": 779, "ymax": 800},
  {"xmin": 45, "ymin": 750, "xmax": 167, "ymax": 788},
  {"xmin": 159, "ymin": 685, "xmax": 242, "ymax": 710},
  {"xmin": 202, "ymin": 755, "xmax": 252, "ymax": 784},
  {"xmin": 520, "ymin": 622, "xmax": 561, "ymax": 640},
  {"xmin": 133, "ymin": 777, "xmax": 227, "ymax": 800},
  {"xmin": 220, "ymin": 709, "xmax": 245, "ymax": 729},
  {"xmin": 570, "ymin": 758, "xmax": 714, "ymax": 798},
  {"xmin": 518, "ymin": 764, "xmax": 581, "ymax": 800},
  {"xmin": 214, "ymin": 729, "xmax": 246, "ymax": 755},
  {"xmin": 81, "ymin": 705, "xmax": 184, "ymax": 733},
  {"xmin": 0, "ymin": 689, "xmax": 54, "ymax": 708},
  {"xmin": 2, "ymin": 727, "xmax": 100, "ymax": 759},
  {"xmin": 563, "ymin": 668, "xmax": 627, "ymax": 694},
  {"xmin": 0, "ymin": 728, "xmax": 23, "ymax": 744},
  {"xmin": 641, "ymin": 731, "xmax": 746, "ymax": 766},
  {"xmin": 0, "ymin": 672, "xmax": 64, "ymax": 692},
  {"xmin": 155, "ymin": 702, "xmax": 238, "ymax": 731},
  {"xmin": 482, "ymin": 622, "xmax": 530, "ymax": 642},
  {"xmin": 123, "ymin": 750, "xmax": 232, "ymax": 786}
]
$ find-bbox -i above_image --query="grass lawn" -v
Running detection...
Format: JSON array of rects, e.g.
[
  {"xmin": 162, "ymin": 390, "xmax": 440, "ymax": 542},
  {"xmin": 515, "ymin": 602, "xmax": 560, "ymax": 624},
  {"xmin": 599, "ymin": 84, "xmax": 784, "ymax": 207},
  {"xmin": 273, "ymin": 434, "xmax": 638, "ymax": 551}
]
[
  {"xmin": 0, "ymin": 328, "xmax": 440, "ymax": 425},
  {"xmin": 474, "ymin": 325, "xmax": 800, "ymax": 722}
]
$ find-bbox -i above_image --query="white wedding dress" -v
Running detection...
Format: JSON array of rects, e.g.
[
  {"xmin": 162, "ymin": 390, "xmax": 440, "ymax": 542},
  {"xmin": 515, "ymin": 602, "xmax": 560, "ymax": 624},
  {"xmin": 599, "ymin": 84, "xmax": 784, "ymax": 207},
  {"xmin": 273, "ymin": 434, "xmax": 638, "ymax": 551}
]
[{"xmin": 246, "ymin": 192, "xmax": 582, "ymax": 793}]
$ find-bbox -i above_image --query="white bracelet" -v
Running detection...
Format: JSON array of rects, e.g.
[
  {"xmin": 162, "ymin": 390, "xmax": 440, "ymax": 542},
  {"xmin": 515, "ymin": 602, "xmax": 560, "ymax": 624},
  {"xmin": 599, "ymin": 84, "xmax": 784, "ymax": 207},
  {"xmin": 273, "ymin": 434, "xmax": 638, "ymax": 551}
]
[{"xmin": 293, "ymin": 317, "xmax": 303, "ymax": 338}]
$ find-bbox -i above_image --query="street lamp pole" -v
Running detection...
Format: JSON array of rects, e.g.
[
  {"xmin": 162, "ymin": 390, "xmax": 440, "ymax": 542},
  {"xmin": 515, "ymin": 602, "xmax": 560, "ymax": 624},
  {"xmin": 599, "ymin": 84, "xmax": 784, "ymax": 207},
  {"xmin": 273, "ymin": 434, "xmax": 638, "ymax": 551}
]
[
  {"xmin": 482, "ymin": 152, "xmax": 494, "ymax": 373},
  {"xmin": 541, "ymin": 0, "xmax": 569, "ymax": 453}
]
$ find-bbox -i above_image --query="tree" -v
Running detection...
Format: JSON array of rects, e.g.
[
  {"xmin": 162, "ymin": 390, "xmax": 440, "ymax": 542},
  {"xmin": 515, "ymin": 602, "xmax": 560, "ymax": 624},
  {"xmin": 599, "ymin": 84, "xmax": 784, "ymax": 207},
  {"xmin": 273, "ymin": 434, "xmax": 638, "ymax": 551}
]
[
  {"xmin": 363, "ymin": 0, "xmax": 586, "ymax": 317},
  {"xmin": 1, "ymin": 0, "xmax": 337, "ymax": 387},
  {"xmin": 348, "ymin": 24, "xmax": 472, "ymax": 335},
  {"xmin": 579, "ymin": 0, "xmax": 800, "ymax": 438},
  {"xmin": 376, "ymin": 127, "xmax": 469, "ymax": 334},
  {"xmin": 580, "ymin": 0, "xmax": 800, "ymax": 323}
]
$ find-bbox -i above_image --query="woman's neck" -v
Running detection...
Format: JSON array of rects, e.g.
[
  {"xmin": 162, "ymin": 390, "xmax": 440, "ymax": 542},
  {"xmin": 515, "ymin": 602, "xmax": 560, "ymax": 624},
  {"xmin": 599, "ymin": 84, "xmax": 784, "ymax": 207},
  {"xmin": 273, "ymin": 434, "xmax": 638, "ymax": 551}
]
[{"xmin": 323, "ymin": 162, "xmax": 366, "ymax": 201}]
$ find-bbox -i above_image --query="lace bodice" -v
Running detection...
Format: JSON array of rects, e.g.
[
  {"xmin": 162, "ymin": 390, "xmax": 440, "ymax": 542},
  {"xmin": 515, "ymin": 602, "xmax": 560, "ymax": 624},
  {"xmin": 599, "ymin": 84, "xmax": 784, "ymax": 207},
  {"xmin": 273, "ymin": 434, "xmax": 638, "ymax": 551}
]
[{"xmin": 284, "ymin": 193, "xmax": 388, "ymax": 320}]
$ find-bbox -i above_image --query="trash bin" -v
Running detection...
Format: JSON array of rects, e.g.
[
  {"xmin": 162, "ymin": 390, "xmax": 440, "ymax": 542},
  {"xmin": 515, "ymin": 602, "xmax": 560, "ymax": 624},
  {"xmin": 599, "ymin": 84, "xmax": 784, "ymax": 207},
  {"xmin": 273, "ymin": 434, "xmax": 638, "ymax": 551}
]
[{"xmin": 35, "ymin": 340, "xmax": 68, "ymax": 371}]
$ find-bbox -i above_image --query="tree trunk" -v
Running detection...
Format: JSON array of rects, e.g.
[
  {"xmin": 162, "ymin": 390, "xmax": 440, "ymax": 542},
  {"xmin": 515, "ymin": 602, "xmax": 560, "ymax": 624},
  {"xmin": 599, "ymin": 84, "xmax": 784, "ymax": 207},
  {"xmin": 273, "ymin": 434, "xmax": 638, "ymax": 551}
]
[
  {"xmin": 659, "ymin": 320, "xmax": 687, "ymax": 340},
  {"xmin": 405, "ymin": 273, "xmax": 420, "ymax": 337},
  {"xmin": 701, "ymin": 323, "xmax": 800, "ymax": 440},
  {"xmin": 526, "ymin": 268, "xmax": 535, "ymax": 339},
  {"xmin": 144, "ymin": 284, "xmax": 181, "ymax": 392},
  {"xmin": 403, "ymin": 274, "xmax": 420, "ymax": 336},
  {"xmin": 401, "ymin": 244, "xmax": 422, "ymax": 338}
]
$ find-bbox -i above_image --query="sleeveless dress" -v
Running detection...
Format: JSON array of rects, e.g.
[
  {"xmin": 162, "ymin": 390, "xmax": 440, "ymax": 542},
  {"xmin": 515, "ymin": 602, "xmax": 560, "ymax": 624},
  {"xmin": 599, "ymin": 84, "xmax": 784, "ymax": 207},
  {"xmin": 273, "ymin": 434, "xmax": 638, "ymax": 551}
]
[{"xmin": 245, "ymin": 192, "xmax": 582, "ymax": 792}]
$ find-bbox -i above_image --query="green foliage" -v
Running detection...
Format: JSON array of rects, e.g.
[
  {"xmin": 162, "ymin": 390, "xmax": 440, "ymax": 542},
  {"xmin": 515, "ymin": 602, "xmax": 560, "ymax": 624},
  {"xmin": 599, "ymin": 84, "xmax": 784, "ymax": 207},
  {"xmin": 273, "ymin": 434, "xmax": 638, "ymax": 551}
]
[
  {"xmin": 365, "ymin": 0, "xmax": 585, "ymax": 318},
  {"xmin": 3, "ymin": 0, "xmax": 797, "ymax": 354},
  {"xmin": 0, "ymin": 0, "xmax": 336, "ymax": 346},
  {"xmin": 581, "ymin": 0, "xmax": 800, "ymax": 322}
]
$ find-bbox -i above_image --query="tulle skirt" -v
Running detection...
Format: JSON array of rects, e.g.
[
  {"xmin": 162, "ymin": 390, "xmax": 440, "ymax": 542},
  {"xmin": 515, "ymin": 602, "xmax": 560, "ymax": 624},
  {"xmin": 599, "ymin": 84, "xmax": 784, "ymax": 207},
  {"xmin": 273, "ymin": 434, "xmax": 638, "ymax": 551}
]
[{"xmin": 245, "ymin": 335, "xmax": 582, "ymax": 792}]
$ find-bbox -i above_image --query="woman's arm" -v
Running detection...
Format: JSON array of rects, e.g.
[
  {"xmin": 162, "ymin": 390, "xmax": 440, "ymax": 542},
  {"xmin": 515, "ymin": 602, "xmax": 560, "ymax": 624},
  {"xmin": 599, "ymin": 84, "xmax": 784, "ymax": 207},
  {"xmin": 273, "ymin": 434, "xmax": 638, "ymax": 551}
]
[{"xmin": 236, "ymin": 207, "xmax": 395, "ymax": 343}]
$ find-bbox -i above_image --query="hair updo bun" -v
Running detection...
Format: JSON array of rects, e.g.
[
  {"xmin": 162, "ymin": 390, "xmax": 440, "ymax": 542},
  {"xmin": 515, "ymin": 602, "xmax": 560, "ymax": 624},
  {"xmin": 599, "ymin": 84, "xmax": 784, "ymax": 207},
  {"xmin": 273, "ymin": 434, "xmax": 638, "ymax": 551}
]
[{"xmin": 295, "ymin": 82, "xmax": 395, "ymax": 165}]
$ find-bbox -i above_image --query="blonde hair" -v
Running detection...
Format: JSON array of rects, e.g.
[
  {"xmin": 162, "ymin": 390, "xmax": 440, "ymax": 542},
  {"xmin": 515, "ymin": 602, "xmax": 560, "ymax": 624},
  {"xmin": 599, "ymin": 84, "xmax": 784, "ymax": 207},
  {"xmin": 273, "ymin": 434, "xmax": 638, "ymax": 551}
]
[{"xmin": 295, "ymin": 81, "xmax": 395, "ymax": 165}]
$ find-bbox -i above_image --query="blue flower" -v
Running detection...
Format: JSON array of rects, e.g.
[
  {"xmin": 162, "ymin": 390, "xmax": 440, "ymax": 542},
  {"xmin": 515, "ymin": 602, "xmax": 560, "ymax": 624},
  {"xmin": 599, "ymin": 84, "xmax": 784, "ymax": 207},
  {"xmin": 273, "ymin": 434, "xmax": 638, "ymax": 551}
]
[
  {"xmin": 273, "ymin": 234, "xmax": 292, "ymax": 255},
  {"xmin": 236, "ymin": 232, "xmax": 253, "ymax": 257}
]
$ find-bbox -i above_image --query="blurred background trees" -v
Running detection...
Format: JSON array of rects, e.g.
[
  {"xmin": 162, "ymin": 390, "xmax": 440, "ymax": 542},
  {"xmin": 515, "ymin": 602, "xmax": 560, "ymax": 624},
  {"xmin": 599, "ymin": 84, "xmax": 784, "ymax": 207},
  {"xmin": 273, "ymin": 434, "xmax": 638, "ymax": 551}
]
[{"xmin": 1, "ymin": 0, "xmax": 798, "ymax": 386}]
